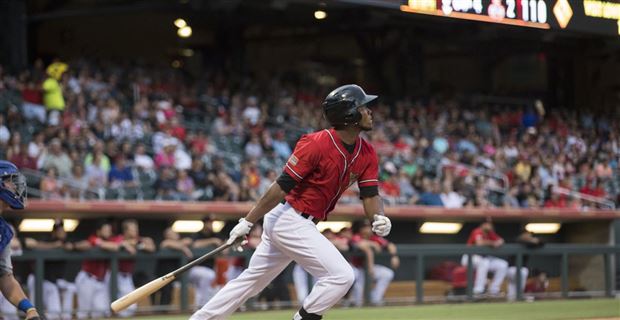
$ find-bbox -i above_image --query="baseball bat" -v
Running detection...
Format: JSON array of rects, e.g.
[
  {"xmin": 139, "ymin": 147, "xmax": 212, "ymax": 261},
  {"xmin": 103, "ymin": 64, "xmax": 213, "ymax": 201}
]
[{"xmin": 110, "ymin": 240, "xmax": 236, "ymax": 313}]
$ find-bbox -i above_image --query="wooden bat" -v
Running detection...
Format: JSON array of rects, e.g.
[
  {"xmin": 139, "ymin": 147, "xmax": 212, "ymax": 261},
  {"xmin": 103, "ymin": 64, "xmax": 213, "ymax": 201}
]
[{"xmin": 110, "ymin": 240, "xmax": 236, "ymax": 313}]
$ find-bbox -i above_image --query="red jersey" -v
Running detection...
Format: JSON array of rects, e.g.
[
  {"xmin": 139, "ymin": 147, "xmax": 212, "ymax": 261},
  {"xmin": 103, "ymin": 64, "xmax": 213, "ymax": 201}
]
[
  {"xmin": 349, "ymin": 234, "xmax": 389, "ymax": 267},
  {"xmin": 466, "ymin": 227, "xmax": 502, "ymax": 246},
  {"xmin": 81, "ymin": 234, "xmax": 109, "ymax": 281},
  {"xmin": 283, "ymin": 128, "xmax": 379, "ymax": 220},
  {"xmin": 111, "ymin": 235, "xmax": 135, "ymax": 273}
]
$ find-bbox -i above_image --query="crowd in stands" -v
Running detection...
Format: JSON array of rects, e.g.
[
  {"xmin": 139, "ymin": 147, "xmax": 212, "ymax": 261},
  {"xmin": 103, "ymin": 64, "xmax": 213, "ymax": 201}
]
[{"xmin": 0, "ymin": 59, "xmax": 619, "ymax": 209}]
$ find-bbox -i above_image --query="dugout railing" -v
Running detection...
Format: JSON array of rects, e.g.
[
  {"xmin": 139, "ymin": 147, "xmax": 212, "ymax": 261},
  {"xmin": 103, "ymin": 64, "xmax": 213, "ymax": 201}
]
[{"xmin": 12, "ymin": 243, "xmax": 620, "ymax": 314}]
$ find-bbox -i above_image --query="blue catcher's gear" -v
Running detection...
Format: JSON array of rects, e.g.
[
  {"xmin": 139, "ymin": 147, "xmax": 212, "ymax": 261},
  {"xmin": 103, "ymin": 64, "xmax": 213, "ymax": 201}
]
[{"xmin": 0, "ymin": 160, "xmax": 26, "ymax": 210}]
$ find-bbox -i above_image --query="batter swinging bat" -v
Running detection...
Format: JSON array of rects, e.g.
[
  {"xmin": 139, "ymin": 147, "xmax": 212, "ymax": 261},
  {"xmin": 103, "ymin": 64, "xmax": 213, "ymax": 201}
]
[{"xmin": 111, "ymin": 239, "xmax": 238, "ymax": 313}]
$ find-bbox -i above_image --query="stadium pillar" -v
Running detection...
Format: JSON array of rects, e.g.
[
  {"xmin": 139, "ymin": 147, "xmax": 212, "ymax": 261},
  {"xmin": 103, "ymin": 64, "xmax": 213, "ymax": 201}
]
[
  {"xmin": 0, "ymin": 0, "xmax": 28, "ymax": 70},
  {"xmin": 34, "ymin": 256, "xmax": 45, "ymax": 313},
  {"xmin": 560, "ymin": 253, "xmax": 568, "ymax": 298},
  {"xmin": 415, "ymin": 254, "xmax": 424, "ymax": 304}
]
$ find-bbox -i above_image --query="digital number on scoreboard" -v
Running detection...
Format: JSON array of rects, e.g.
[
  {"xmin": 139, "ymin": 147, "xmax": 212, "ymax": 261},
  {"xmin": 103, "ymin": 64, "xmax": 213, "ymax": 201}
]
[{"xmin": 400, "ymin": 0, "xmax": 620, "ymax": 36}]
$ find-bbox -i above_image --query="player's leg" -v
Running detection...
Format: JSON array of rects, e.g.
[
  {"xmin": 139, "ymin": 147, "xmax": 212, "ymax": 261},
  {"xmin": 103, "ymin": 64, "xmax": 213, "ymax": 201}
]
[
  {"xmin": 188, "ymin": 266, "xmax": 216, "ymax": 308},
  {"xmin": 506, "ymin": 266, "xmax": 528, "ymax": 301},
  {"xmin": 292, "ymin": 264, "xmax": 309, "ymax": 305},
  {"xmin": 91, "ymin": 277, "xmax": 110, "ymax": 319},
  {"xmin": 273, "ymin": 208, "xmax": 355, "ymax": 318},
  {"xmin": 189, "ymin": 237, "xmax": 292, "ymax": 320},
  {"xmin": 471, "ymin": 255, "xmax": 489, "ymax": 294},
  {"xmin": 349, "ymin": 266, "xmax": 365, "ymax": 307},
  {"xmin": 487, "ymin": 256, "xmax": 508, "ymax": 295},
  {"xmin": 56, "ymin": 279, "xmax": 76, "ymax": 320},
  {"xmin": 370, "ymin": 264, "xmax": 394, "ymax": 306},
  {"xmin": 43, "ymin": 280, "xmax": 62, "ymax": 320},
  {"xmin": 74, "ymin": 271, "xmax": 92, "ymax": 319},
  {"xmin": 117, "ymin": 273, "xmax": 137, "ymax": 317}
]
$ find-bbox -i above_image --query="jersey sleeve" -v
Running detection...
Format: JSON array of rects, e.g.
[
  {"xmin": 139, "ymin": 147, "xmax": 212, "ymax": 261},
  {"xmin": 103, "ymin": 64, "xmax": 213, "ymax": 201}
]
[
  {"xmin": 282, "ymin": 135, "xmax": 320, "ymax": 182},
  {"xmin": 357, "ymin": 144, "xmax": 379, "ymax": 188}
]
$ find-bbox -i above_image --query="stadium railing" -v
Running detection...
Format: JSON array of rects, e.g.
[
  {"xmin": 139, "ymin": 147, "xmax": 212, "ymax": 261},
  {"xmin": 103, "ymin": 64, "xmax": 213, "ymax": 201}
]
[{"xmin": 13, "ymin": 243, "xmax": 619, "ymax": 314}]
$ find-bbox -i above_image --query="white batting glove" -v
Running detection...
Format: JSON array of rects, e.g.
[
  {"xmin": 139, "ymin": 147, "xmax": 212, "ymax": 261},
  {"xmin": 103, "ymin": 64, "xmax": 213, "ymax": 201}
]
[
  {"xmin": 227, "ymin": 218, "xmax": 253, "ymax": 252},
  {"xmin": 372, "ymin": 214, "xmax": 391, "ymax": 237}
]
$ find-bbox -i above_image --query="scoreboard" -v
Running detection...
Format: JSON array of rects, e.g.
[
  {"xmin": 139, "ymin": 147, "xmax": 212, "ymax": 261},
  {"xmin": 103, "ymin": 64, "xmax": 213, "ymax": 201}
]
[{"xmin": 396, "ymin": 0, "xmax": 620, "ymax": 36}]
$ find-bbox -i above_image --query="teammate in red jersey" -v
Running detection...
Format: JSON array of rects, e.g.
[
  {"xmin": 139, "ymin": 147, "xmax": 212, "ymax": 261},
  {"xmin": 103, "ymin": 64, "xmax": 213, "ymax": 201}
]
[{"xmin": 190, "ymin": 84, "xmax": 392, "ymax": 320}]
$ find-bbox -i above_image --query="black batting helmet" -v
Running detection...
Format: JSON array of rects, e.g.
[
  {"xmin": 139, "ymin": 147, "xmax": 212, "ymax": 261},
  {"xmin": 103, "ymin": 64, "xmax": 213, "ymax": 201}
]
[{"xmin": 322, "ymin": 84, "xmax": 377, "ymax": 127}]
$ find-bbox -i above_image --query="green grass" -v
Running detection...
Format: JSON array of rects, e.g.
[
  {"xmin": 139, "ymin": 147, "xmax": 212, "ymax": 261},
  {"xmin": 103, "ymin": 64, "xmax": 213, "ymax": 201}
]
[{"xmin": 131, "ymin": 299, "xmax": 620, "ymax": 320}]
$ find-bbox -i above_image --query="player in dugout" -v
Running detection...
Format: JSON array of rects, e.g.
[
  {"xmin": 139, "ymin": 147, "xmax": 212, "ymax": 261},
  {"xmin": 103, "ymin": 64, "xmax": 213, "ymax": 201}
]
[{"xmin": 0, "ymin": 160, "xmax": 43, "ymax": 319}]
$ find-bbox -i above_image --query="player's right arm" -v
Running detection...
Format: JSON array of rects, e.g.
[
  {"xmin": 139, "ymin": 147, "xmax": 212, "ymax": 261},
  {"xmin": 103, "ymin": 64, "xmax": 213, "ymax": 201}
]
[{"xmin": 244, "ymin": 181, "xmax": 287, "ymax": 224}]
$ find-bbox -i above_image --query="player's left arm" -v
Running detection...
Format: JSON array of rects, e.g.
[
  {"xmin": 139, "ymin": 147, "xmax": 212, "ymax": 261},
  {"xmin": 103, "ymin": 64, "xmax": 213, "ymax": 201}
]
[
  {"xmin": 0, "ymin": 273, "xmax": 40, "ymax": 319},
  {"xmin": 359, "ymin": 147, "xmax": 391, "ymax": 237}
]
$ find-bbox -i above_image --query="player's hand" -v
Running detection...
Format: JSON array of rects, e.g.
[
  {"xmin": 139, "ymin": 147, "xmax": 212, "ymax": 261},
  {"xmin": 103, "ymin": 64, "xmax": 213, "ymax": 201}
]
[
  {"xmin": 227, "ymin": 218, "xmax": 253, "ymax": 252},
  {"xmin": 25, "ymin": 308, "xmax": 42, "ymax": 320},
  {"xmin": 390, "ymin": 256, "xmax": 400, "ymax": 269},
  {"xmin": 372, "ymin": 214, "xmax": 391, "ymax": 237}
]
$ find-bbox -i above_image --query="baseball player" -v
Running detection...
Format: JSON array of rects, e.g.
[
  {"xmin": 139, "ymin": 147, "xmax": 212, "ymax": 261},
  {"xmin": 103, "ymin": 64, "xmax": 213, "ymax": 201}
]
[
  {"xmin": 24, "ymin": 220, "xmax": 77, "ymax": 320},
  {"xmin": 190, "ymin": 84, "xmax": 392, "ymax": 320},
  {"xmin": 349, "ymin": 220, "xmax": 399, "ymax": 307},
  {"xmin": 0, "ymin": 160, "xmax": 42, "ymax": 319},
  {"xmin": 73, "ymin": 220, "xmax": 134, "ymax": 319},
  {"xmin": 109, "ymin": 219, "xmax": 156, "ymax": 317}
]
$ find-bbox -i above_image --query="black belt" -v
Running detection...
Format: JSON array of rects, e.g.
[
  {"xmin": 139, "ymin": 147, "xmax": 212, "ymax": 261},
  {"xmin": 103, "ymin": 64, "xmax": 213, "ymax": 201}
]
[{"xmin": 280, "ymin": 200, "xmax": 319, "ymax": 224}]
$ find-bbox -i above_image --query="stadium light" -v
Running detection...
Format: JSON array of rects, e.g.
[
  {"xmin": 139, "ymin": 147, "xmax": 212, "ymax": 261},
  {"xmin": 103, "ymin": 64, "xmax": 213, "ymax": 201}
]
[
  {"xmin": 419, "ymin": 222, "xmax": 463, "ymax": 234},
  {"xmin": 63, "ymin": 219, "xmax": 79, "ymax": 232},
  {"xmin": 525, "ymin": 223, "xmax": 561, "ymax": 234},
  {"xmin": 178, "ymin": 26, "xmax": 193, "ymax": 38},
  {"xmin": 174, "ymin": 18, "xmax": 187, "ymax": 29},
  {"xmin": 18, "ymin": 219, "xmax": 78, "ymax": 232},
  {"xmin": 317, "ymin": 221, "xmax": 351, "ymax": 233},
  {"xmin": 172, "ymin": 220, "xmax": 225, "ymax": 233},
  {"xmin": 314, "ymin": 10, "xmax": 327, "ymax": 20}
]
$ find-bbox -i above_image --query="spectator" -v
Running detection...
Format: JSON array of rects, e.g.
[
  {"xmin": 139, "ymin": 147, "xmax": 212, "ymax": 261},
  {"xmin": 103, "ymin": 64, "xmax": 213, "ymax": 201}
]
[
  {"xmin": 440, "ymin": 180, "xmax": 465, "ymax": 208},
  {"xmin": 176, "ymin": 169, "xmax": 195, "ymax": 201},
  {"xmin": 155, "ymin": 139, "xmax": 176, "ymax": 169},
  {"xmin": 9, "ymin": 143, "xmax": 37, "ymax": 171},
  {"xmin": 155, "ymin": 167, "xmax": 180, "ymax": 201},
  {"xmin": 40, "ymin": 138, "xmax": 73, "ymax": 178},
  {"xmin": 244, "ymin": 134, "xmax": 263, "ymax": 160},
  {"xmin": 133, "ymin": 143, "xmax": 154, "ymax": 171},
  {"xmin": 67, "ymin": 164, "xmax": 89, "ymax": 199},
  {"xmin": 416, "ymin": 179, "xmax": 444, "ymax": 206},
  {"xmin": 108, "ymin": 157, "xmax": 136, "ymax": 189},
  {"xmin": 40, "ymin": 167, "xmax": 63, "ymax": 200},
  {"xmin": 0, "ymin": 115, "xmax": 10, "ymax": 148},
  {"xmin": 85, "ymin": 152, "xmax": 108, "ymax": 197},
  {"xmin": 460, "ymin": 220, "xmax": 508, "ymax": 296},
  {"xmin": 28, "ymin": 132, "xmax": 46, "ymax": 161},
  {"xmin": 84, "ymin": 140, "xmax": 111, "ymax": 173},
  {"xmin": 24, "ymin": 220, "xmax": 77, "ymax": 320},
  {"xmin": 349, "ymin": 220, "xmax": 398, "ymax": 307}
]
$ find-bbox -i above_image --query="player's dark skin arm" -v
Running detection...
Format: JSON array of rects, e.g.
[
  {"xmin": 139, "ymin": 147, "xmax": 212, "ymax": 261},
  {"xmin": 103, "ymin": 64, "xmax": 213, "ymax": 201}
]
[
  {"xmin": 362, "ymin": 195, "xmax": 384, "ymax": 221},
  {"xmin": 245, "ymin": 181, "xmax": 287, "ymax": 224},
  {"xmin": 193, "ymin": 238, "xmax": 223, "ymax": 248},
  {"xmin": 24, "ymin": 238, "xmax": 63, "ymax": 250},
  {"xmin": 0, "ymin": 273, "xmax": 40, "ymax": 319}
]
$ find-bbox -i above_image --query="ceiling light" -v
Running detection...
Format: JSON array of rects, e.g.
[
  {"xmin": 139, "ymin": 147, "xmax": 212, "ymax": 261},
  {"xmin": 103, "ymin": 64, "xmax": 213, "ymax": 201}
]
[
  {"xmin": 419, "ymin": 222, "xmax": 463, "ymax": 234},
  {"xmin": 314, "ymin": 10, "xmax": 327, "ymax": 20},
  {"xmin": 172, "ymin": 220, "xmax": 203, "ymax": 233},
  {"xmin": 174, "ymin": 18, "xmax": 187, "ymax": 29},
  {"xmin": 63, "ymin": 219, "xmax": 79, "ymax": 232},
  {"xmin": 317, "ymin": 221, "xmax": 351, "ymax": 233},
  {"xmin": 525, "ymin": 223, "xmax": 561, "ymax": 234},
  {"xmin": 177, "ymin": 26, "xmax": 192, "ymax": 38}
]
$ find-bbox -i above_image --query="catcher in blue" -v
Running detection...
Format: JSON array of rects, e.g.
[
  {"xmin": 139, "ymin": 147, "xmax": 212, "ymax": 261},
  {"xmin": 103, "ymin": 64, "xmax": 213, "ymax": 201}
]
[{"xmin": 0, "ymin": 160, "xmax": 42, "ymax": 319}]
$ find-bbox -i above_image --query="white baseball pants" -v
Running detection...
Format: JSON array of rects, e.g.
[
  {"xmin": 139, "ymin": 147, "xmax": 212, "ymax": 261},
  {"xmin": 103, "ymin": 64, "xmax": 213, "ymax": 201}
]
[
  {"xmin": 188, "ymin": 266, "xmax": 217, "ymax": 309},
  {"xmin": 107, "ymin": 272, "xmax": 137, "ymax": 317},
  {"xmin": 350, "ymin": 264, "xmax": 394, "ymax": 306},
  {"xmin": 461, "ymin": 254, "xmax": 508, "ymax": 295},
  {"xmin": 506, "ymin": 266, "xmax": 528, "ymax": 301},
  {"xmin": 75, "ymin": 271, "xmax": 109, "ymax": 319},
  {"xmin": 190, "ymin": 202, "xmax": 355, "ymax": 320},
  {"xmin": 27, "ymin": 275, "xmax": 76, "ymax": 320}
]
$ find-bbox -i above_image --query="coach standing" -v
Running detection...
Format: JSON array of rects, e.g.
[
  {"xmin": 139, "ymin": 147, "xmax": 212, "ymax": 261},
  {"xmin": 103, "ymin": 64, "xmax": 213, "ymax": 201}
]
[{"xmin": 190, "ymin": 84, "xmax": 392, "ymax": 320}]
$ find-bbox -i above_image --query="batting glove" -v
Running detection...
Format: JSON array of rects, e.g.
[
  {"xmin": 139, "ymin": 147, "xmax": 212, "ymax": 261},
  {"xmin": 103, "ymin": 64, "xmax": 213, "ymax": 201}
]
[
  {"xmin": 227, "ymin": 218, "xmax": 253, "ymax": 252},
  {"xmin": 372, "ymin": 214, "xmax": 391, "ymax": 237}
]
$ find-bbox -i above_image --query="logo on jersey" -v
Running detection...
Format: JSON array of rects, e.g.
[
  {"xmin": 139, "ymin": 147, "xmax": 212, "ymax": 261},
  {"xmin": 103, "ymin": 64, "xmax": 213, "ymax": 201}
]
[
  {"xmin": 288, "ymin": 154, "xmax": 299, "ymax": 166},
  {"xmin": 348, "ymin": 172, "xmax": 359, "ymax": 187}
]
